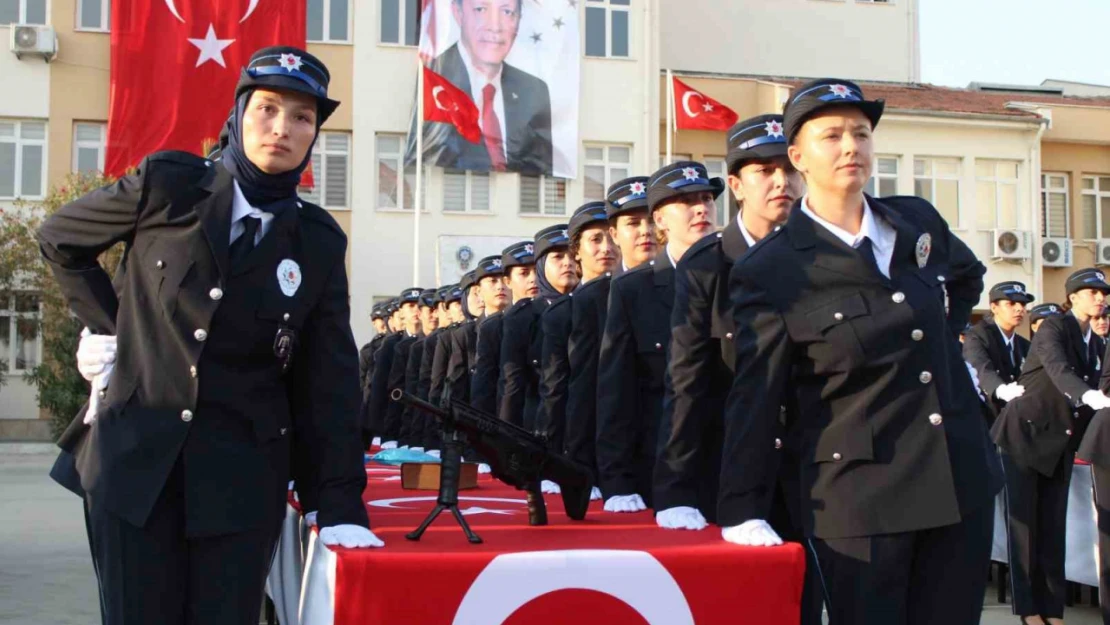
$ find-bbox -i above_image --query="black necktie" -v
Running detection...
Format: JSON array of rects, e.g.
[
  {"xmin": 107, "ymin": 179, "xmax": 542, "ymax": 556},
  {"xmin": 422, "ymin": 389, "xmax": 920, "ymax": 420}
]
[
  {"xmin": 855, "ymin": 237, "xmax": 883, "ymax": 278},
  {"xmin": 1090, "ymin": 336, "xmax": 1101, "ymax": 374},
  {"xmin": 229, "ymin": 216, "xmax": 260, "ymax": 269}
]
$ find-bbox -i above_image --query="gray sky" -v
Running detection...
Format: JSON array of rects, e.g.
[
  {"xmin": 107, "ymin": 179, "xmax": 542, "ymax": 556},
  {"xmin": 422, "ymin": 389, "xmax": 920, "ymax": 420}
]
[{"xmin": 920, "ymin": 0, "xmax": 1110, "ymax": 88}]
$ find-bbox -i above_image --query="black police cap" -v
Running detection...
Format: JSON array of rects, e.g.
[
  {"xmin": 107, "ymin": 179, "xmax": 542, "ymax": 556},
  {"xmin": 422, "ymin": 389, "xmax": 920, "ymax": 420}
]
[
  {"xmin": 1066, "ymin": 268, "xmax": 1110, "ymax": 296},
  {"xmin": 988, "ymin": 281, "xmax": 1034, "ymax": 304},
  {"xmin": 418, "ymin": 289, "xmax": 438, "ymax": 308},
  {"xmin": 606, "ymin": 176, "xmax": 650, "ymax": 219},
  {"xmin": 569, "ymin": 201, "xmax": 610, "ymax": 240},
  {"xmin": 398, "ymin": 287, "xmax": 423, "ymax": 304},
  {"xmin": 534, "ymin": 224, "xmax": 570, "ymax": 260},
  {"xmin": 647, "ymin": 161, "xmax": 725, "ymax": 213},
  {"xmin": 460, "ymin": 270, "xmax": 479, "ymax": 292},
  {"xmin": 475, "ymin": 255, "xmax": 505, "ymax": 280},
  {"xmin": 783, "ymin": 78, "xmax": 884, "ymax": 145},
  {"xmin": 1029, "ymin": 303, "xmax": 1063, "ymax": 323},
  {"xmin": 725, "ymin": 114, "xmax": 789, "ymax": 175},
  {"xmin": 501, "ymin": 241, "xmax": 535, "ymax": 271},
  {"xmin": 236, "ymin": 46, "xmax": 340, "ymax": 124}
]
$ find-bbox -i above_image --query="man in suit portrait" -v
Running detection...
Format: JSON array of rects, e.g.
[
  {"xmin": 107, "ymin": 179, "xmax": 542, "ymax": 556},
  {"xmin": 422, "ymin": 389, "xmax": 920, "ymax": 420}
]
[{"xmin": 426, "ymin": 0, "xmax": 554, "ymax": 174}]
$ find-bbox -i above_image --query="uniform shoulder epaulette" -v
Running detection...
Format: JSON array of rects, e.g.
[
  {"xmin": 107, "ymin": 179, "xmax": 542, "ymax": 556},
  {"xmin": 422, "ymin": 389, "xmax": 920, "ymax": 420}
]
[
  {"xmin": 735, "ymin": 226, "xmax": 786, "ymax": 268},
  {"xmin": 147, "ymin": 150, "xmax": 211, "ymax": 168},
  {"xmin": 480, "ymin": 311, "xmax": 504, "ymax": 327},
  {"xmin": 682, "ymin": 231, "xmax": 723, "ymax": 264},
  {"xmin": 505, "ymin": 299, "xmax": 531, "ymax": 317},
  {"xmin": 546, "ymin": 295, "xmax": 572, "ymax": 312},
  {"xmin": 577, "ymin": 274, "xmax": 611, "ymax": 295},
  {"xmin": 612, "ymin": 261, "xmax": 652, "ymax": 286},
  {"xmin": 296, "ymin": 200, "xmax": 347, "ymax": 239}
]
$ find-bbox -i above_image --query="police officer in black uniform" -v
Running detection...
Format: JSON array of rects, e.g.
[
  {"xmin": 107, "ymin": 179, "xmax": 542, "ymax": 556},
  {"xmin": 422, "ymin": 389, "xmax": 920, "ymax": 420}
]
[
  {"xmin": 443, "ymin": 270, "xmax": 482, "ymax": 407},
  {"xmin": 366, "ymin": 299, "xmax": 404, "ymax": 447},
  {"xmin": 500, "ymin": 226, "xmax": 578, "ymax": 432},
  {"xmin": 1081, "ymin": 320, "xmax": 1110, "ymax": 625},
  {"xmin": 564, "ymin": 179, "xmax": 654, "ymax": 507},
  {"xmin": 964, "ymin": 281, "xmax": 1034, "ymax": 425},
  {"xmin": 359, "ymin": 304, "xmax": 388, "ymax": 409},
  {"xmin": 472, "ymin": 251, "xmax": 516, "ymax": 415},
  {"xmin": 399, "ymin": 288, "xmax": 438, "ymax": 449},
  {"xmin": 597, "ymin": 161, "xmax": 723, "ymax": 513},
  {"xmin": 994, "ymin": 268, "xmax": 1110, "ymax": 625},
  {"xmin": 430, "ymin": 284, "xmax": 465, "ymax": 410},
  {"xmin": 379, "ymin": 287, "xmax": 423, "ymax": 448},
  {"xmin": 41, "ymin": 46, "xmax": 382, "ymax": 625},
  {"xmin": 719, "ymin": 78, "xmax": 998, "ymax": 625}
]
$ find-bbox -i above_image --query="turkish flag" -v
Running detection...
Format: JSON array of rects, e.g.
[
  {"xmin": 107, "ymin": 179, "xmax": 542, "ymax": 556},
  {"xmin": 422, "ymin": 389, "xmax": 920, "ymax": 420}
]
[
  {"xmin": 423, "ymin": 66, "xmax": 482, "ymax": 144},
  {"xmin": 672, "ymin": 77, "xmax": 738, "ymax": 131},
  {"xmin": 299, "ymin": 160, "xmax": 315, "ymax": 190},
  {"xmin": 106, "ymin": 0, "xmax": 306, "ymax": 176}
]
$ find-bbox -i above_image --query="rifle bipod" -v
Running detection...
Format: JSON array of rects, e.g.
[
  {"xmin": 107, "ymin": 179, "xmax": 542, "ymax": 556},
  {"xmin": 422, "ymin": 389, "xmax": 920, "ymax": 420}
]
[{"xmin": 405, "ymin": 429, "xmax": 483, "ymax": 544}]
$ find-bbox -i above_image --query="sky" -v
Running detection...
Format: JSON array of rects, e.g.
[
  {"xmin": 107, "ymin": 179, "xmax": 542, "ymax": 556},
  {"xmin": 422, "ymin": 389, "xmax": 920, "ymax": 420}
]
[{"xmin": 919, "ymin": 0, "xmax": 1110, "ymax": 88}]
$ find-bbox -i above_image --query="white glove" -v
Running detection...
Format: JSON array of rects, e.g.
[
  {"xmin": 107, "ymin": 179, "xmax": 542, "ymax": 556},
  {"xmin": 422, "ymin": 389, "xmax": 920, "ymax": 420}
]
[
  {"xmin": 995, "ymin": 382, "xmax": 1025, "ymax": 403},
  {"xmin": 541, "ymin": 480, "xmax": 561, "ymax": 494},
  {"xmin": 655, "ymin": 506, "xmax": 708, "ymax": 530},
  {"xmin": 604, "ymin": 494, "xmax": 647, "ymax": 513},
  {"xmin": 399, "ymin": 445, "xmax": 410, "ymax": 450},
  {"xmin": 590, "ymin": 486, "xmax": 603, "ymax": 501},
  {"xmin": 76, "ymin": 329, "xmax": 116, "ymax": 381},
  {"xmin": 319, "ymin": 524, "xmax": 384, "ymax": 549},
  {"xmin": 965, "ymin": 361, "xmax": 980, "ymax": 392},
  {"xmin": 426, "ymin": 449, "xmax": 441, "ymax": 458},
  {"xmin": 372, "ymin": 437, "xmax": 382, "ymax": 447},
  {"xmin": 410, "ymin": 447, "xmax": 424, "ymax": 453},
  {"xmin": 477, "ymin": 463, "xmax": 491, "ymax": 474},
  {"xmin": 305, "ymin": 511, "xmax": 318, "ymax": 527},
  {"xmin": 381, "ymin": 440, "xmax": 398, "ymax": 449},
  {"xmin": 1083, "ymin": 390, "xmax": 1110, "ymax": 411},
  {"xmin": 721, "ymin": 519, "xmax": 784, "ymax": 547}
]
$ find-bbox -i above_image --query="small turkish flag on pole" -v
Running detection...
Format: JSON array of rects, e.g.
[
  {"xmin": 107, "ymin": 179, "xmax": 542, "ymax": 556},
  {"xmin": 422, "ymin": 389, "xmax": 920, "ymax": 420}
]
[
  {"xmin": 422, "ymin": 66, "xmax": 482, "ymax": 144},
  {"xmin": 299, "ymin": 160, "xmax": 315, "ymax": 190},
  {"xmin": 672, "ymin": 77, "xmax": 739, "ymax": 132}
]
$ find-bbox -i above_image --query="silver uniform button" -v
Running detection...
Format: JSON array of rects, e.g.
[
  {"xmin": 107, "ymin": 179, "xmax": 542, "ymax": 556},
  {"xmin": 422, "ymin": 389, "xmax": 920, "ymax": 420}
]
[
  {"xmin": 296, "ymin": 202, "xmax": 303, "ymax": 208},
  {"xmin": 716, "ymin": 232, "xmax": 723, "ymax": 239},
  {"xmin": 156, "ymin": 260, "xmax": 164, "ymax": 269},
  {"xmin": 832, "ymin": 452, "xmax": 842, "ymax": 461},
  {"xmin": 911, "ymin": 329, "xmax": 924, "ymax": 341},
  {"xmin": 892, "ymin": 292, "xmax": 906, "ymax": 304},
  {"xmin": 194, "ymin": 329, "xmax": 208, "ymax": 342},
  {"xmin": 725, "ymin": 332, "xmax": 734, "ymax": 340},
  {"xmin": 937, "ymin": 275, "xmax": 946, "ymax": 283},
  {"xmin": 655, "ymin": 343, "xmax": 662, "ymax": 350},
  {"xmin": 929, "ymin": 413, "xmax": 943, "ymax": 426},
  {"xmin": 181, "ymin": 410, "xmax": 193, "ymax": 423},
  {"xmin": 1067, "ymin": 429, "xmax": 1073, "ymax": 436},
  {"xmin": 919, "ymin": 371, "xmax": 933, "ymax": 384},
  {"xmin": 283, "ymin": 313, "xmax": 290, "ymax": 322},
  {"xmin": 1084, "ymin": 375, "xmax": 1090, "ymax": 382},
  {"xmin": 774, "ymin": 438, "xmax": 783, "ymax": 449},
  {"xmin": 189, "ymin": 366, "xmax": 197, "ymax": 378},
  {"xmin": 98, "ymin": 390, "xmax": 106, "ymax": 399},
  {"xmin": 834, "ymin": 312, "xmax": 844, "ymax": 322},
  {"xmin": 209, "ymin": 288, "xmax": 223, "ymax": 301},
  {"xmin": 532, "ymin": 359, "xmax": 538, "ymax": 365}
]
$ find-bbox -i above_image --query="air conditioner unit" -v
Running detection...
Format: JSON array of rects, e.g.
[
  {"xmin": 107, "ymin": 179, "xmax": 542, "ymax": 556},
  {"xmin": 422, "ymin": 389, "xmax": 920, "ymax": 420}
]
[
  {"xmin": 9, "ymin": 25, "xmax": 56, "ymax": 62},
  {"xmin": 992, "ymin": 229, "xmax": 1032, "ymax": 260},
  {"xmin": 1040, "ymin": 237, "xmax": 1073, "ymax": 267},
  {"xmin": 1097, "ymin": 240, "xmax": 1110, "ymax": 267}
]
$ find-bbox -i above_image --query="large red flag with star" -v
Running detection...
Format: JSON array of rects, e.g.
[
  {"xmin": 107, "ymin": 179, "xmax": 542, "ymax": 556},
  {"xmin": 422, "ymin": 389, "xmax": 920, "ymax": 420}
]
[
  {"xmin": 105, "ymin": 0, "xmax": 305, "ymax": 176},
  {"xmin": 672, "ymin": 77, "xmax": 738, "ymax": 132}
]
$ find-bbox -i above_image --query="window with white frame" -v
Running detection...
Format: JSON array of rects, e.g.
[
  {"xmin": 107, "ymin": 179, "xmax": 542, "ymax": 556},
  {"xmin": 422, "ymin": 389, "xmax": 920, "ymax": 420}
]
[
  {"xmin": 77, "ymin": 0, "xmax": 110, "ymax": 30},
  {"xmin": 444, "ymin": 169, "xmax": 490, "ymax": 213},
  {"xmin": 0, "ymin": 120, "xmax": 46, "ymax": 200},
  {"xmin": 974, "ymin": 160, "xmax": 1019, "ymax": 231},
  {"xmin": 705, "ymin": 158, "xmax": 729, "ymax": 228},
  {"xmin": 0, "ymin": 0, "xmax": 47, "ymax": 24},
  {"xmin": 72, "ymin": 122, "xmax": 106, "ymax": 174},
  {"xmin": 307, "ymin": 0, "xmax": 350, "ymax": 42},
  {"xmin": 0, "ymin": 293, "xmax": 41, "ymax": 373},
  {"xmin": 585, "ymin": 0, "xmax": 630, "ymax": 58},
  {"xmin": 864, "ymin": 156, "xmax": 898, "ymax": 198},
  {"xmin": 380, "ymin": 0, "xmax": 421, "ymax": 45},
  {"xmin": 376, "ymin": 133, "xmax": 425, "ymax": 211},
  {"xmin": 584, "ymin": 144, "xmax": 631, "ymax": 202},
  {"xmin": 520, "ymin": 175, "xmax": 567, "ymax": 215},
  {"xmin": 1080, "ymin": 175, "xmax": 1110, "ymax": 240},
  {"xmin": 913, "ymin": 157, "xmax": 960, "ymax": 227},
  {"xmin": 1041, "ymin": 173, "xmax": 1069, "ymax": 238},
  {"xmin": 298, "ymin": 132, "xmax": 350, "ymax": 209}
]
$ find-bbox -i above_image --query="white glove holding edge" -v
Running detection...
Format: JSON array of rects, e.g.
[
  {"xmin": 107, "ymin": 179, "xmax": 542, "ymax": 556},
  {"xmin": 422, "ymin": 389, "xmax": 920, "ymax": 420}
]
[
  {"xmin": 477, "ymin": 463, "xmax": 491, "ymax": 474},
  {"xmin": 604, "ymin": 494, "xmax": 647, "ymax": 513},
  {"xmin": 305, "ymin": 511, "xmax": 318, "ymax": 527},
  {"xmin": 426, "ymin": 449, "xmax": 441, "ymax": 458},
  {"xmin": 655, "ymin": 506, "xmax": 708, "ymax": 530},
  {"xmin": 589, "ymin": 486, "xmax": 602, "ymax": 501},
  {"xmin": 721, "ymin": 519, "xmax": 783, "ymax": 547},
  {"xmin": 77, "ymin": 328, "xmax": 117, "ymax": 381},
  {"xmin": 380, "ymin": 440, "xmax": 398, "ymax": 450},
  {"xmin": 319, "ymin": 524, "xmax": 384, "ymax": 548},
  {"xmin": 995, "ymin": 382, "xmax": 1025, "ymax": 403},
  {"xmin": 540, "ymin": 480, "xmax": 561, "ymax": 494},
  {"xmin": 1083, "ymin": 390, "xmax": 1110, "ymax": 411},
  {"xmin": 372, "ymin": 437, "xmax": 382, "ymax": 447}
]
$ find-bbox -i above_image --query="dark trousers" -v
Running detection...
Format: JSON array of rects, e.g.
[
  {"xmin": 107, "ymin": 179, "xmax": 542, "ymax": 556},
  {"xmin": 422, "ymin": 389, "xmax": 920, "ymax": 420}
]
[
  {"xmin": 1001, "ymin": 450, "xmax": 1072, "ymax": 618},
  {"xmin": 1092, "ymin": 463, "xmax": 1110, "ymax": 625},
  {"xmin": 86, "ymin": 459, "xmax": 283, "ymax": 625},
  {"xmin": 771, "ymin": 482, "xmax": 824, "ymax": 625},
  {"xmin": 807, "ymin": 502, "xmax": 993, "ymax": 625}
]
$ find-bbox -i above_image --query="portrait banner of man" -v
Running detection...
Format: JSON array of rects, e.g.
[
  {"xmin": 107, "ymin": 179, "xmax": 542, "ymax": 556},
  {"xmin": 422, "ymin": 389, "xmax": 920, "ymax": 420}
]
[{"xmin": 406, "ymin": 0, "xmax": 580, "ymax": 178}]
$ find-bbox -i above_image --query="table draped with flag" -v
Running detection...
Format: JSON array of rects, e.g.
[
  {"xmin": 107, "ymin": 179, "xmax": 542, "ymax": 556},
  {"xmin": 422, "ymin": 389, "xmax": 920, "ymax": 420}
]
[{"xmin": 269, "ymin": 457, "xmax": 806, "ymax": 625}]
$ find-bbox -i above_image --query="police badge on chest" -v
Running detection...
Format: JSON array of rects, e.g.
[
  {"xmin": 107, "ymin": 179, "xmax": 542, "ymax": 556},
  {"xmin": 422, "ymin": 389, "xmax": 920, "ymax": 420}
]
[{"xmin": 273, "ymin": 258, "xmax": 303, "ymax": 373}]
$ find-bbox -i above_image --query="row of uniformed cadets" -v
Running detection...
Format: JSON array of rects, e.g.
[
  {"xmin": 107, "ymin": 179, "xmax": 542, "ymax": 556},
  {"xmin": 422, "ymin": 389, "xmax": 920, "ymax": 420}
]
[
  {"xmin": 356, "ymin": 77, "xmax": 1110, "ymax": 624},
  {"xmin": 965, "ymin": 273, "xmax": 1110, "ymax": 625}
]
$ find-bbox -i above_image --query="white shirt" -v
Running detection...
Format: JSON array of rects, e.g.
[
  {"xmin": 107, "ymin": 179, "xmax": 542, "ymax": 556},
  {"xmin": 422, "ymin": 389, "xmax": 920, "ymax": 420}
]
[
  {"xmin": 229, "ymin": 180, "xmax": 275, "ymax": 246},
  {"xmin": 801, "ymin": 195, "xmax": 896, "ymax": 279},
  {"xmin": 666, "ymin": 244, "xmax": 680, "ymax": 268},
  {"xmin": 735, "ymin": 211, "xmax": 758, "ymax": 248},
  {"xmin": 457, "ymin": 42, "xmax": 508, "ymax": 159}
]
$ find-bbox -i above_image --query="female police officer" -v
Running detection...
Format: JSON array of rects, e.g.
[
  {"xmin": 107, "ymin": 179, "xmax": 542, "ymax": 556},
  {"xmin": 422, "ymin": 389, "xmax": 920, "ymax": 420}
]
[
  {"xmin": 42, "ymin": 46, "xmax": 380, "ymax": 625},
  {"xmin": 718, "ymin": 78, "xmax": 998, "ymax": 625}
]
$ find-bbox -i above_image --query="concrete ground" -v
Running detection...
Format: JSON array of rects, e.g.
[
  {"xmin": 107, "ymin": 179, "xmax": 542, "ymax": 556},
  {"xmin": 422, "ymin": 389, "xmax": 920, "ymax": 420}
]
[{"xmin": 0, "ymin": 445, "xmax": 1103, "ymax": 625}]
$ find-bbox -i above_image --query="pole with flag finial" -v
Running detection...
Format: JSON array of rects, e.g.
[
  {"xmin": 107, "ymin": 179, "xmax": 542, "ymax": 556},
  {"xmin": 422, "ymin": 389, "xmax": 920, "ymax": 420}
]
[
  {"xmin": 414, "ymin": 57, "xmax": 424, "ymax": 285},
  {"xmin": 665, "ymin": 68, "xmax": 674, "ymax": 164}
]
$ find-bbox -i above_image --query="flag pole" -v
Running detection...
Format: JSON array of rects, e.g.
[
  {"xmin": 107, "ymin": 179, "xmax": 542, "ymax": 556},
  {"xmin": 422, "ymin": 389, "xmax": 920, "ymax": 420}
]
[
  {"xmin": 414, "ymin": 58, "xmax": 424, "ymax": 286},
  {"xmin": 665, "ymin": 69, "xmax": 673, "ymax": 164}
]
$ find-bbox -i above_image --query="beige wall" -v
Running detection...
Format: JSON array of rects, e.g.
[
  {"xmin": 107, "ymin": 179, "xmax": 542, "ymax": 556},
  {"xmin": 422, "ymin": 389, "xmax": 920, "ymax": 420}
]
[
  {"xmin": 1041, "ymin": 141, "xmax": 1110, "ymax": 301},
  {"xmin": 1043, "ymin": 105, "xmax": 1110, "ymax": 146},
  {"xmin": 660, "ymin": 0, "xmax": 918, "ymax": 82}
]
